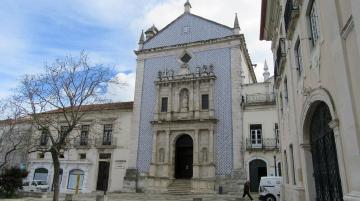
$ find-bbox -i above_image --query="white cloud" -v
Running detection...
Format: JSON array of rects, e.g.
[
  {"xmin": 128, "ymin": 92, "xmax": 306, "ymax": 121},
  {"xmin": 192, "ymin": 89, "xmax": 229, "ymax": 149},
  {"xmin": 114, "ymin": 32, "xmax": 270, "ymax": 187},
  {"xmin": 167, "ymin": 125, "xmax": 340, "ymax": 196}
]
[
  {"xmin": 106, "ymin": 72, "xmax": 136, "ymax": 102},
  {"xmin": 135, "ymin": 0, "xmax": 273, "ymax": 82}
]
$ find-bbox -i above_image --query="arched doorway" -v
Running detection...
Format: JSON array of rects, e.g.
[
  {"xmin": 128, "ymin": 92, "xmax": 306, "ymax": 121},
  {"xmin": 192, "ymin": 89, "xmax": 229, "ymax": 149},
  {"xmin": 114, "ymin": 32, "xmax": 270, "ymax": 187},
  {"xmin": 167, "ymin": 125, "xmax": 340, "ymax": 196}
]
[
  {"xmin": 175, "ymin": 134, "xmax": 193, "ymax": 179},
  {"xmin": 310, "ymin": 102, "xmax": 343, "ymax": 201},
  {"xmin": 249, "ymin": 159, "xmax": 267, "ymax": 192}
]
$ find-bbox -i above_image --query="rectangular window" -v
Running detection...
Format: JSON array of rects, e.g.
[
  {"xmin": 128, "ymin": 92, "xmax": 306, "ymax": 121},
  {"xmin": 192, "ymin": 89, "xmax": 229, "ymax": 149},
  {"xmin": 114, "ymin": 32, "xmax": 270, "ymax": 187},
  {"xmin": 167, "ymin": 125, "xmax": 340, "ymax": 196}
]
[
  {"xmin": 103, "ymin": 124, "xmax": 112, "ymax": 145},
  {"xmin": 250, "ymin": 124, "xmax": 262, "ymax": 148},
  {"xmin": 38, "ymin": 153, "xmax": 45, "ymax": 159},
  {"xmin": 284, "ymin": 78, "xmax": 288, "ymax": 103},
  {"xmin": 295, "ymin": 38, "xmax": 303, "ymax": 76},
  {"xmin": 275, "ymin": 123, "xmax": 280, "ymax": 146},
  {"xmin": 79, "ymin": 153, "xmax": 86, "ymax": 160},
  {"xmin": 161, "ymin": 97, "xmax": 168, "ymax": 112},
  {"xmin": 309, "ymin": 1, "xmax": 320, "ymax": 45},
  {"xmin": 80, "ymin": 125, "xmax": 89, "ymax": 145},
  {"xmin": 99, "ymin": 153, "xmax": 111, "ymax": 159},
  {"xmin": 201, "ymin": 94, "xmax": 209, "ymax": 110},
  {"xmin": 40, "ymin": 128, "xmax": 49, "ymax": 146},
  {"xmin": 290, "ymin": 145, "xmax": 296, "ymax": 185}
]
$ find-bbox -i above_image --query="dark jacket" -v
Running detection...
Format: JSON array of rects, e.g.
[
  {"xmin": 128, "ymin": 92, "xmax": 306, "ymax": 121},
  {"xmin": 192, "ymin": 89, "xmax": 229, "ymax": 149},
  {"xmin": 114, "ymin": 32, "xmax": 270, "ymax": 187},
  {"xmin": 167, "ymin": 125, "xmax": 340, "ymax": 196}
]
[{"xmin": 244, "ymin": 181, "xmax": 250, "ymax": 192}]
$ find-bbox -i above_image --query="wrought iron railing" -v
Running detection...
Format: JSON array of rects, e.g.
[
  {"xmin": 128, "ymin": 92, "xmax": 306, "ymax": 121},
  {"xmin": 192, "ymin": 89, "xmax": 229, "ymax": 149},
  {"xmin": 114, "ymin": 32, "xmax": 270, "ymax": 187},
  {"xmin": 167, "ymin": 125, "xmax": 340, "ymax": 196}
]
[
  {"xmin": 284, "ymin": 0, "xmax": 300, "ymax": 36},
  {"xmin": 95, "ymin": 136, "xmax": 117, "ymax": 148},
  {"xmin": 245, "ymin": 93, "xmax": 276, "ymax": 106},
  {"xmin": 275, "ymin": 38, "xmax": 286, "ymax": 78},
  {"xmin": 246, "ymin": 138, "xmax": 279, "ymax": 150},
  {"xmin": 74, "ymin": 138, "xmax": 91, "ymax": 148}
]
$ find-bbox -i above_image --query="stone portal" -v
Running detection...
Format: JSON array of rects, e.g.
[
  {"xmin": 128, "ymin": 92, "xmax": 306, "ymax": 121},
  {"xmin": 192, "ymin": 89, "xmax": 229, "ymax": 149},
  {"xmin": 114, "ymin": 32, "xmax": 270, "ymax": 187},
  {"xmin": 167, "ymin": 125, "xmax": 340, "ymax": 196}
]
[{"xmin": 175, "ymin": 134, "xmax": 193, "ymax": 179}]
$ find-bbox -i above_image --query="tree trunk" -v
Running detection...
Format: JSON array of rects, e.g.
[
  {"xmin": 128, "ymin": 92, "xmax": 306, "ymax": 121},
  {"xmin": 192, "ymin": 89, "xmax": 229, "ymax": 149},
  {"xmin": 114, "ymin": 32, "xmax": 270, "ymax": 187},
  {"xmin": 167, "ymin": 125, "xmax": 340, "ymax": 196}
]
[{"xmin": 51, "ymin": 149, "xmax": 60, "ymax": 201}]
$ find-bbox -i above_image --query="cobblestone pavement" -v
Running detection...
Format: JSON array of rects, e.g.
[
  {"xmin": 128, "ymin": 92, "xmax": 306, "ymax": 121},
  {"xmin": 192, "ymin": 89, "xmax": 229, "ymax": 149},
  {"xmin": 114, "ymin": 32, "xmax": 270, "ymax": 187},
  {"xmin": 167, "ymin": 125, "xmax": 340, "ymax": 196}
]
[{"xmin": 23, "ymin": 192, "xmax": 259, "ymax": 201}]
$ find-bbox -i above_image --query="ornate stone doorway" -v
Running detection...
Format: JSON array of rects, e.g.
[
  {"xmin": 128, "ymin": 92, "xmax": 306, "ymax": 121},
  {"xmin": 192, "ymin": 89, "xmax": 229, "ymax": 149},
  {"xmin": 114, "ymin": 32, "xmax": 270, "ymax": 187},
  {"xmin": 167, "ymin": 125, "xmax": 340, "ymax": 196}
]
[
  {"xmin": 175, "ymin": 134, "xmax": 193, "ymax": 179},
  {"xmin": 310, "ymin": 102, "xmax": 343, "ymax": 201}
]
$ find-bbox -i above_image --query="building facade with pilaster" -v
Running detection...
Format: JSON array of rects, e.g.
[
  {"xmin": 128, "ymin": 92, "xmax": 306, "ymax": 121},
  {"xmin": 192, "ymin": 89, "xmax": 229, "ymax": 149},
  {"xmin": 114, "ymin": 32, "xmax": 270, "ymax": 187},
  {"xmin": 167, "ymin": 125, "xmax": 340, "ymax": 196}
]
[{"xmin": 260, "ymin": 0, "xmax": 360, "ymax": 200}]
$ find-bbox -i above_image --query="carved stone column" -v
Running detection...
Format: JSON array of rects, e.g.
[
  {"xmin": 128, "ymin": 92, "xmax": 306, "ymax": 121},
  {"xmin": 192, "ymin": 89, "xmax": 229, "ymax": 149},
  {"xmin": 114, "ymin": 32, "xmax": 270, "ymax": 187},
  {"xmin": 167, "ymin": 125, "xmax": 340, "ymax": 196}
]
[
  {"xmin": 195, "ymin": 80, "xmax": 200, "ymax": 119},
  {"xmin": 149, "ymin": 131, "xmax": 158, "ymax": 177},
  {"xmin": 209, "ymin": 129, "xmax": 214, "ymax": 163},
  {"xmin": 167, "ymin": 83, "xmax": 173, "ymax": 121},
  {"xmin": 154, "ymin": 85, "xmax": 160, "ymax": 121},
  {"xmin": 193, "ymin": 129, "xmax": 199, "ymax": 178},
  {"xmin": 209, "ymin": 79, "xmax": 215, "ymax": 118},
  {"xmin": 165, "ymin": 130, "xmax": 170, "ymax": 163}
]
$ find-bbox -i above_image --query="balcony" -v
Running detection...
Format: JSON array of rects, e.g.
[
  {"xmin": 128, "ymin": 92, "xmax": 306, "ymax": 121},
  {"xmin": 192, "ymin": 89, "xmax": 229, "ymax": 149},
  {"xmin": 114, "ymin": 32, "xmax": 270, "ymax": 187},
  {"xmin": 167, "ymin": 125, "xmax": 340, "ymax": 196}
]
[
  {"xmin": 246, "ymin": 138, "xmax": 279, "ymax": 151},
  {"xmin": 284, "ymin": 0, "xmax": 300, "ymax": 39},
  {"xmin": 244, "ymin": 93, "xmax": 276, "ymax": 107},
  {"xmin": 74, "ymin": 138, "xmax": 91, "ymax": 149},
  {"xmin": 95, "ymin": 136, "xmax": 117, "ymax": 149},
  {"xmin": 274, "ymin": 38, "xmax": 286, "ymax": 81}
]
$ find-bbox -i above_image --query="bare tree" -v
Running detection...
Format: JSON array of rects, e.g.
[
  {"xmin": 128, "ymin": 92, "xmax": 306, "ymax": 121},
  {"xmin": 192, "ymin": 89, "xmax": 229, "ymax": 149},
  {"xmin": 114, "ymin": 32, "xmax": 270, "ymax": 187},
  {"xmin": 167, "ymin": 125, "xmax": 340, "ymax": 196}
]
[
  {"xmin": 18, "ymin": 52, "xmax": 114, "ymax": 201},
  {"xmin": 0, "ymin": 98, "xmax": 31, "ymax": 170}
]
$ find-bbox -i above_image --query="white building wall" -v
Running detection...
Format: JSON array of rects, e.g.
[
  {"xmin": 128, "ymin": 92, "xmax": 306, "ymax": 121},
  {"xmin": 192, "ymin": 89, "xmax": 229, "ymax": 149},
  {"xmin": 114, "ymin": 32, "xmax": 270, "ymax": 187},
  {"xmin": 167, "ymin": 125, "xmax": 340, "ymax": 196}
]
[
  {"xmin": 26, "ymin": 107, "xmax": 133, "ymax": 193},
  {"xmin": 261, "ymin": 0, "xmax": 360, "ymax": 200}
]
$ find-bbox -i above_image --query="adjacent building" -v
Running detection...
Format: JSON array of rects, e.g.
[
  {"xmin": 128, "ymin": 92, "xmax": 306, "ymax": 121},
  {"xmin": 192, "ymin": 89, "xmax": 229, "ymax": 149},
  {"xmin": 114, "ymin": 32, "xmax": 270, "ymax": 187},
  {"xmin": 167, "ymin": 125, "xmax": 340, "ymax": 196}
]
[
  {"xmin": 26, "ymin": 102, "xmax": 133, "ymax": 193},
  {"xmin": 242, "ymin": 71, "xmax": 281, "ymax": 192},
  {"xmin": 260, "ymin": 0, "xmax": 360, "ymax": 200}
]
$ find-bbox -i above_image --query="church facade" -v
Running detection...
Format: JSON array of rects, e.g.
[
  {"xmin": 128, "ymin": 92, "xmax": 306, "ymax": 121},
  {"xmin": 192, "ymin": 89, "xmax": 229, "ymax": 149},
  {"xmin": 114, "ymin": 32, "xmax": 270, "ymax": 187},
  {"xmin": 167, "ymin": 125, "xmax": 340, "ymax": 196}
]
[
  {"xmin": 125, "ymin": 1, "xmax": 280, "ymax": 193},
  {"xmin": 0, "ymin": 1, "xmax": 282, "ymax": 195}
]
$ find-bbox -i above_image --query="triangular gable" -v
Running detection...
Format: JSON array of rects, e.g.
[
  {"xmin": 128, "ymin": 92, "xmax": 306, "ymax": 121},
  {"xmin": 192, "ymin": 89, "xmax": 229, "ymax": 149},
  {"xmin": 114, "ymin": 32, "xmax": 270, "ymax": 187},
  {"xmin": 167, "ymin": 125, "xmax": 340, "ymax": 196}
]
[{"xmin": 143, "ymin": 13, "xmax": 234, "ymax": 49}]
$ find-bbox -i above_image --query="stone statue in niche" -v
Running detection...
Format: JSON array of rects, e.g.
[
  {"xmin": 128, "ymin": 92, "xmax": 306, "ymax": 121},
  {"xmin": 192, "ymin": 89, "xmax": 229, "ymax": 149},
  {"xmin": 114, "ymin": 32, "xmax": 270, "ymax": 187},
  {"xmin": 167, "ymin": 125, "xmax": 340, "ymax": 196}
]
[
  {"xmin": 158, "ymin": 148, "xmax": 165, "ymax": 163},
  {"xmin": 180, "ymin": 88, "xmax": 189, "ymax": 112},
  {"xmin": 201, "ymin": 147, "xmax": 208, "ymax": 163}
]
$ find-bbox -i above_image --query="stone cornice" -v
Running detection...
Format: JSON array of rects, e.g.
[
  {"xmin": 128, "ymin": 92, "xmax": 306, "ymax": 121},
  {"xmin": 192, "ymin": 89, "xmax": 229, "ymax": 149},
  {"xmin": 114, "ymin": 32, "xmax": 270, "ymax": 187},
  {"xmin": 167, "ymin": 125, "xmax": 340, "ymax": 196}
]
[{"xmin": 151, "ymin": 118, "xmax": 217, "ymax": 125}]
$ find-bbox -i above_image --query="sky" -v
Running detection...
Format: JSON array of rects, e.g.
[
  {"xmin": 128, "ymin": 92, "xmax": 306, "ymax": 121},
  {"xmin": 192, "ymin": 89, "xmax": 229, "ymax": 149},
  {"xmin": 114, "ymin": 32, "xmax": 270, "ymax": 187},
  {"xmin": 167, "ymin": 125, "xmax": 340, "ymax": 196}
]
[{"xmin": 0, "ymin": 0, "xmax": 273, "ymax": 102}]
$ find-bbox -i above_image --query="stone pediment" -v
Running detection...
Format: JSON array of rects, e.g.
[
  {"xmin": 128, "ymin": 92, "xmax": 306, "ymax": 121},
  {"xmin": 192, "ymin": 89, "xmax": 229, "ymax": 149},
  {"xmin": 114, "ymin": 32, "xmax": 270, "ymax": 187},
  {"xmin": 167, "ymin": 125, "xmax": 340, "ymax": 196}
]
[{"xmin": 143, "ymin": 13, "xmax": 233, "ymax": 49}]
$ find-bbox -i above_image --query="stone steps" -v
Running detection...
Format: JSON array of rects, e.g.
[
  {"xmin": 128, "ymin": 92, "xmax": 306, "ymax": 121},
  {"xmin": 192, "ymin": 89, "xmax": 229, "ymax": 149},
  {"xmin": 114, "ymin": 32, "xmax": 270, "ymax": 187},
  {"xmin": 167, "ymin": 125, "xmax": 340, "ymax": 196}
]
[
  {"xmin": 167, "ymin": 180, "xmax": 192, "ymax": 195},
  {"xmin": 23, "ymin": 192, "xmax": 250, "ymax": 201}
]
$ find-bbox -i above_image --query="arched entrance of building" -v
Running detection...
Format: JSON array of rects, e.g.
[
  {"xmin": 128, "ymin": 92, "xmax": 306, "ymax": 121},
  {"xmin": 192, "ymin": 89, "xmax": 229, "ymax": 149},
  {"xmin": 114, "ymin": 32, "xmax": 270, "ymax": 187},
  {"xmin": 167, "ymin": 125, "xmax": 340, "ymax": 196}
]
[
  {"xmin": 175, "ymin": 134, "xmax": 193, "ymax": 179},
  {"xmin": 249, "ymin": 159, "xmax": 267, "ymax": 192},
  {"xmin": 309, "ymin": 102, "xmax": 343, "ymax": 201}
]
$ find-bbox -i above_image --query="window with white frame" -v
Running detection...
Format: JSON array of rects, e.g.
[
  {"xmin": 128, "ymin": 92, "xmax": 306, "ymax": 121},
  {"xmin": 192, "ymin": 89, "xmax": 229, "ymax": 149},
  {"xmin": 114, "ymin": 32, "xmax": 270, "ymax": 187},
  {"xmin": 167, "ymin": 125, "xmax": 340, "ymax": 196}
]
[
  {"xmin": 295, "ymin": 38, "xmax": 303, "ymax": 76},
  {"xmin": 39, "ymin": 128, "xmax": 49, "ymax": 146},
  {"xmin": 309, "ymin": 1, "xmax": 320, "ymax": 45},
  {"xmin": 103, "ymin": 124, "xmax": 112, "ymax": 145},
  {"xmin": 80, "ymin": 125, "xmax": 89, "ymax": 145},
  {"xmin": 250, "ymin": 124, "xmax": 262, "ymax": 148}
]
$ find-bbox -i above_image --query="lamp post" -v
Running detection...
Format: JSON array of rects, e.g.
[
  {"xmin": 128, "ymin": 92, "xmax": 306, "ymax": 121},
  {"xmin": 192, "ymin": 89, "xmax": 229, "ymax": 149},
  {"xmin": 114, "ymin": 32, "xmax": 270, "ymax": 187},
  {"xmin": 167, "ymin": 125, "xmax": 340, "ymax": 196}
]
[{"xmin": 274, "ymin": 155, "xmax": 277, "ymax": 176}]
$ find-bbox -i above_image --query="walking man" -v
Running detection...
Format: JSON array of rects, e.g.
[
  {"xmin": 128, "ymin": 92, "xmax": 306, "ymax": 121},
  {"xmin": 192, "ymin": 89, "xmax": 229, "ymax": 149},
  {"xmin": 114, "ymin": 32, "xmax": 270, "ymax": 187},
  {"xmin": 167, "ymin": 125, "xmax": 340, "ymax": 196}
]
[{"xmin": 242, "ymin": 180, "xmax": 253, "ymax": 200}]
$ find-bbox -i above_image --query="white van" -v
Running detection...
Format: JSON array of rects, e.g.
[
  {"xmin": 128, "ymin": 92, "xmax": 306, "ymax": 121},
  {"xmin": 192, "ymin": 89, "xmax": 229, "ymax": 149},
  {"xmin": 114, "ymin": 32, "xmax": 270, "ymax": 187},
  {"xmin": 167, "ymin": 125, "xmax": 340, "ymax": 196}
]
[
  {"xmin": 258, "ymin": 176, "xmax": 282, "ymax": 201},
  {"xmin": 21, "ymin": 180, "xmax": 49, "ymax": 192}
]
